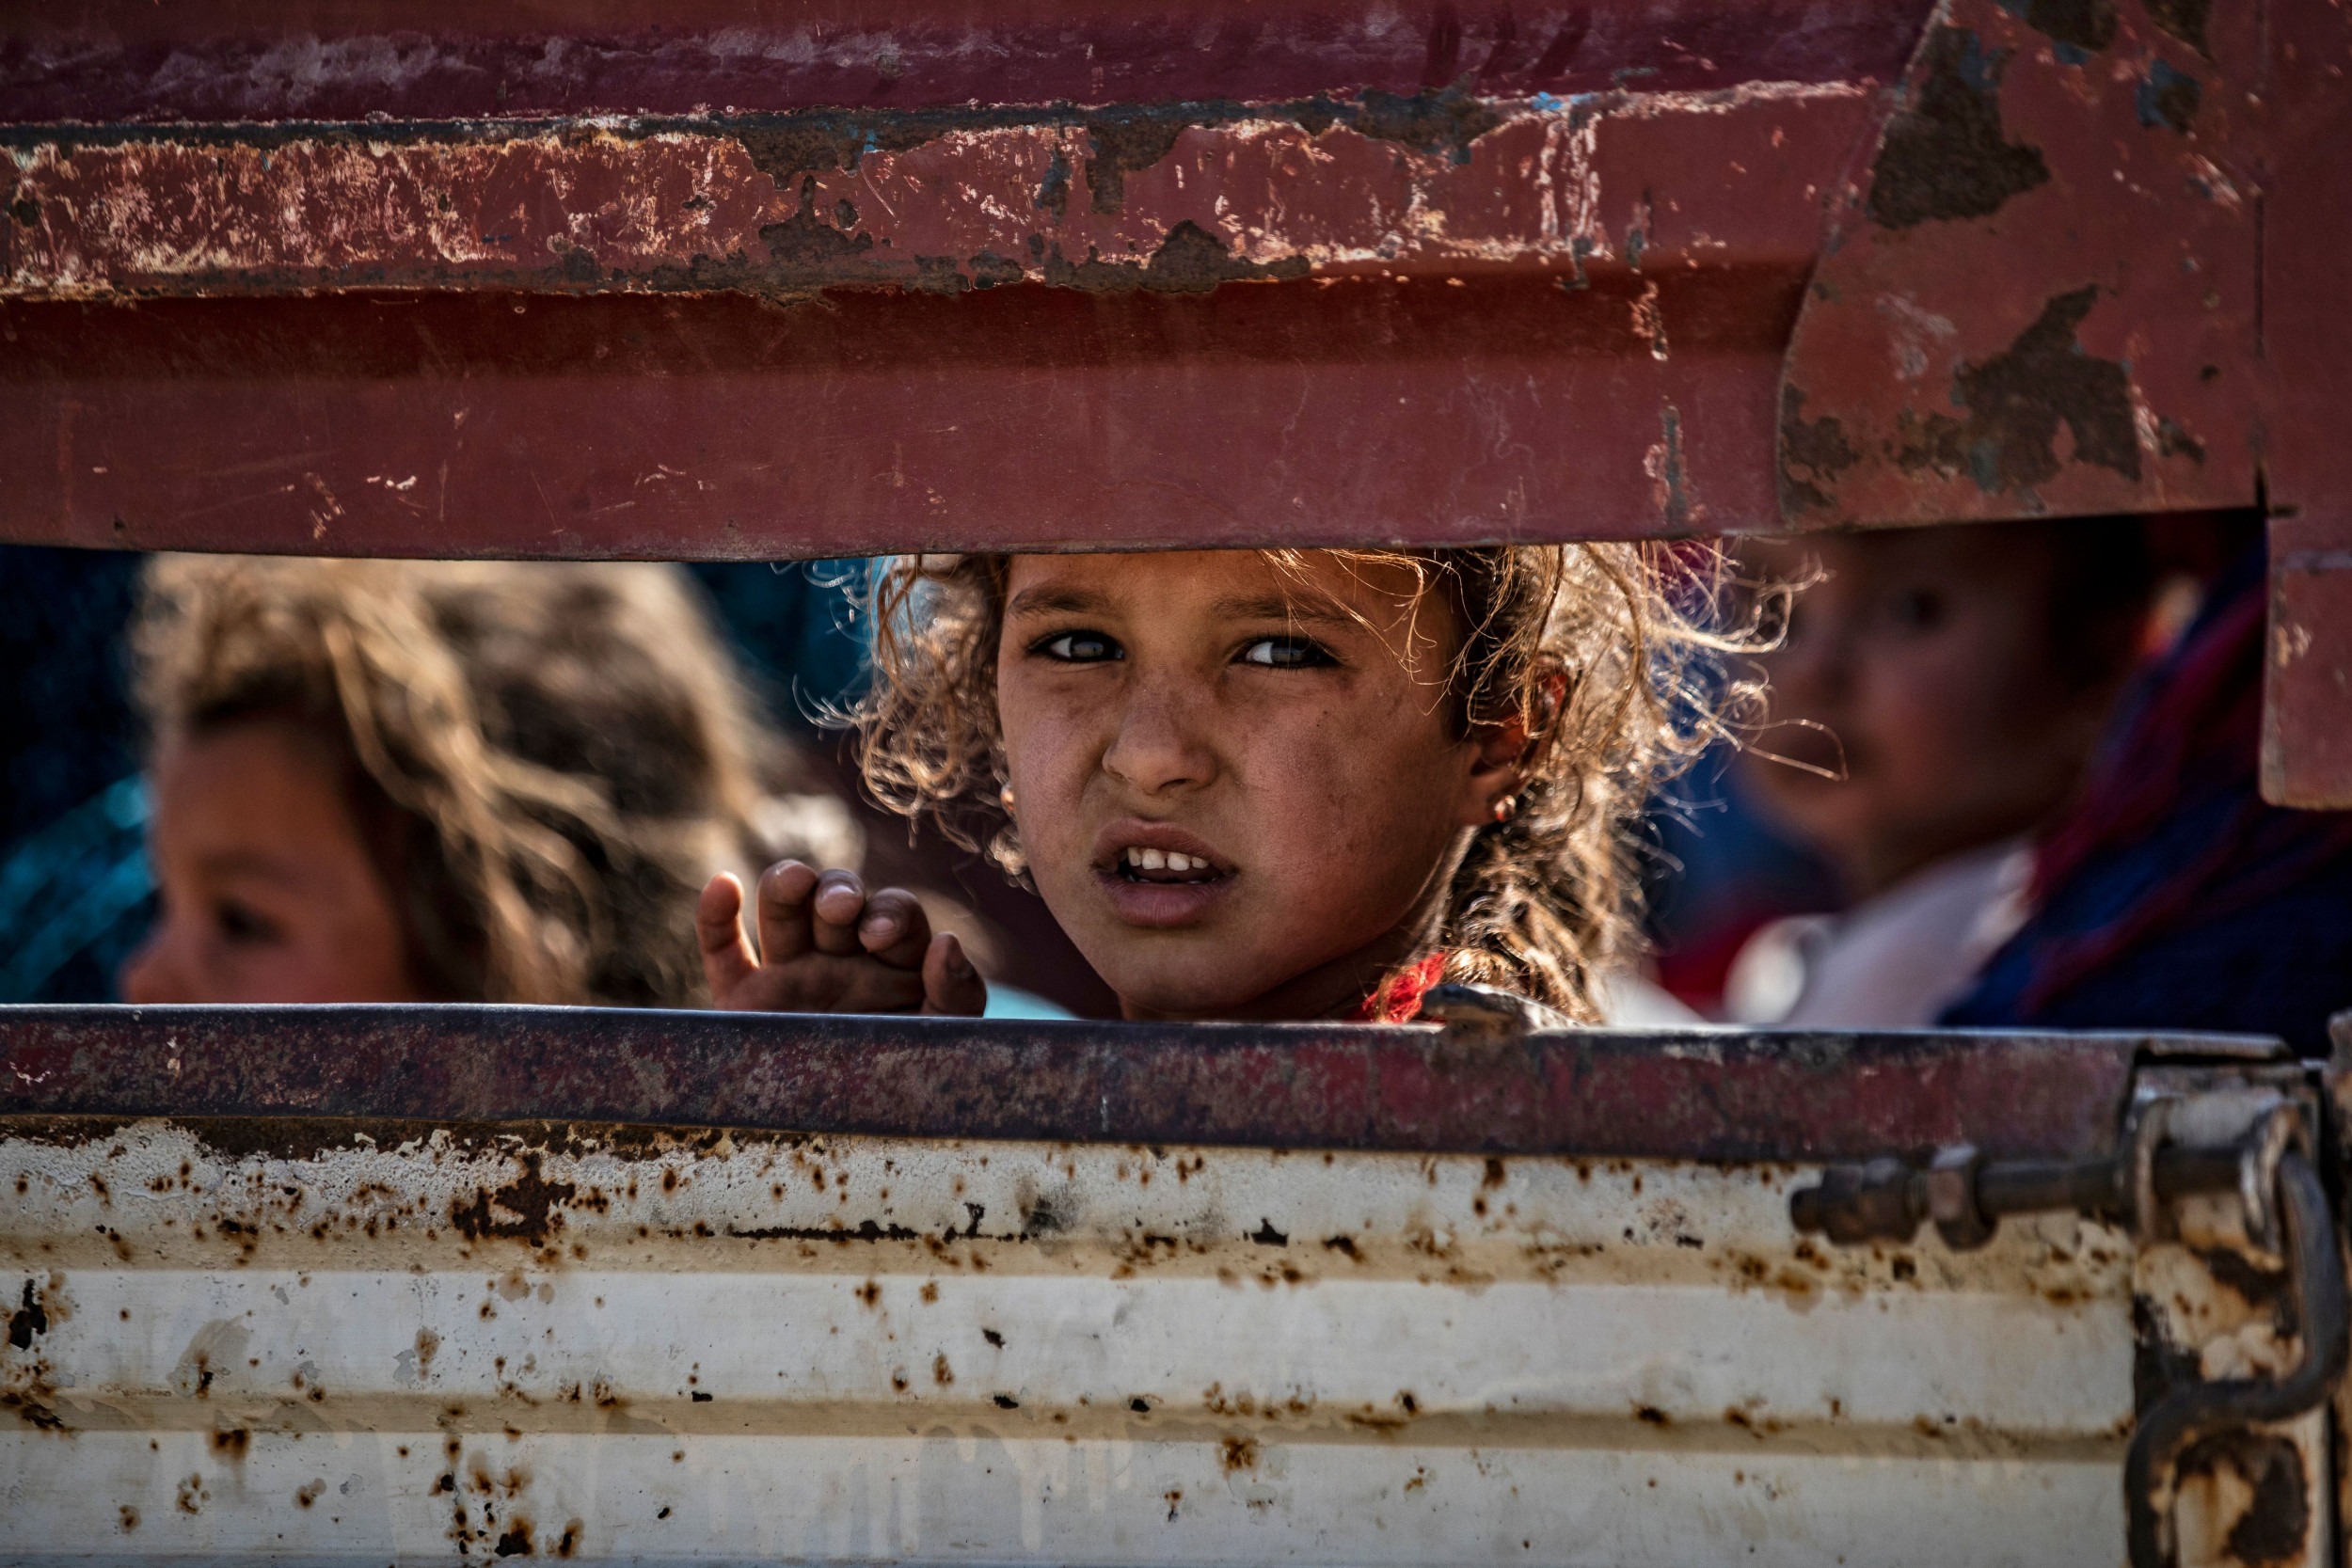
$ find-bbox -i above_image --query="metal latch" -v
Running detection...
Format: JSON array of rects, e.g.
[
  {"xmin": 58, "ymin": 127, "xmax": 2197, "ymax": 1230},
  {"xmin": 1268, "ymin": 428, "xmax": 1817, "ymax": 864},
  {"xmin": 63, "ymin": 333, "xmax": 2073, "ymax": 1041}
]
[{"xmin": 1790, "ymin": 1098, "xmax": 2349, "ymax": 1568}]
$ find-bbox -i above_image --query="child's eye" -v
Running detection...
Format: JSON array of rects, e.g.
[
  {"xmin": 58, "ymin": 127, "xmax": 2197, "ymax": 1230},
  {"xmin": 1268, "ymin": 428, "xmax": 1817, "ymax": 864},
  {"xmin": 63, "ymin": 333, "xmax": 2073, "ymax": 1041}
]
[
  {"xmin": 1035, "ymin": 630, "xmax": 1123, "ymax": 663},
  {"xmin": 1237, "ymin": 635, "xmax": 1334, "ymax": 669},
  {"xmin": 215, "ymin": 897, "xmax": 286, "ymax": 946}
]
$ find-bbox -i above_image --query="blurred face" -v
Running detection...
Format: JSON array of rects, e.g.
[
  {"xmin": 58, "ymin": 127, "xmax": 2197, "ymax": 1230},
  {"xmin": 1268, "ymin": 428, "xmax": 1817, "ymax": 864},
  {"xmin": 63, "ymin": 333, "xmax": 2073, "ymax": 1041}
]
[
  {"xmin": 994, "ymin": 550, "xmax": 1515, "ymax": 1021},
  {"xmin": 119, "ymin": 719, "xmax": 423, "ymax": 1005},
  {"xmin": 1739, "ymin": 528, "xmax": 2125, "ymax": 896}
]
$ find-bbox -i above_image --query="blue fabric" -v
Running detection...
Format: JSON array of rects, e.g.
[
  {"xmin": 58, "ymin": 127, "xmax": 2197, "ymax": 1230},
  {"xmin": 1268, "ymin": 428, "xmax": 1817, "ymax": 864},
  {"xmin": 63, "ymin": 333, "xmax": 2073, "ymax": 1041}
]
[{"xmin": 1942, "ymin": 546, "xmax": 2352, "ymax": 1055}]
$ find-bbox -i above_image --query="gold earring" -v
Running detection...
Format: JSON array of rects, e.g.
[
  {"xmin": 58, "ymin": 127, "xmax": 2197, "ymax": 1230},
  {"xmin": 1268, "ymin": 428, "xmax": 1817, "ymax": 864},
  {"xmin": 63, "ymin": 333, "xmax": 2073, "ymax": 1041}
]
[
  {"xmin": 1492, "ymin": 795, "xmax": 1518, "ymax": 823},
  {"xmin": 999, "ymin": 783, "xmax": 1017, "ymax": 812}
]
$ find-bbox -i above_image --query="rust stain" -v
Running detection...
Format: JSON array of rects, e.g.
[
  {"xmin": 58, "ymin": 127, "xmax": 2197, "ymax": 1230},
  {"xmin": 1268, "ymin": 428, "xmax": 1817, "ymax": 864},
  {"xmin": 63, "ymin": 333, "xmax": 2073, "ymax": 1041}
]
[
  {"xmin": 1892, "ymin": 285, "xmax": 2140, "ymax": 495},
  {"xmin": 449, "ymin": 1153, "xmax": 578, "ymax": 1248},
  {"xmin": 1, "ymin": 83, "xmax": 1867, "ymax": 302},
  {"xmin": 1865, "ymin": 27, "xmax": 2049, "ymax": 230},
  {"xmin": 1777, "ymin": 386, "xmax": 1861, "ymax": 514}
]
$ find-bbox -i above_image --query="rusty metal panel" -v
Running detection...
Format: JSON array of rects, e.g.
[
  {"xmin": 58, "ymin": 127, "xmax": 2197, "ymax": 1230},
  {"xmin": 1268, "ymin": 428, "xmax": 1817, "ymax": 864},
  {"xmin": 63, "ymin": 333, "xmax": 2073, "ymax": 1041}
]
[
  {"xmin": 1776, "ymin": 0, "xmax": 2262, "ymax": 527},
  {"xmin": 2, "ymin": 89, "xmax": 1867, "ymax": 300},
  {"xmin": 0, "ymin": 1116, "xmax": 2149, "ymax": 1562},
  {"xmin": 0, "ymin": 77, "xmax": 1871, "ymax": 557},
  {"xmin": 0, "ymin": 1006, "xmax": 2161, "ymax": 1162},
  {"xmin": 0, "ymin": 1, "xmax": 1924, "ymax": 122}
]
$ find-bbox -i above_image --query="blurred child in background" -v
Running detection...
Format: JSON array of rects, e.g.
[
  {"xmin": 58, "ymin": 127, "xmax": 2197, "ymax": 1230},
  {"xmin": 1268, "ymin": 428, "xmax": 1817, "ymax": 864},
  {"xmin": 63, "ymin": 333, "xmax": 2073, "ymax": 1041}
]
[
  {"xmin": 119, "ymin": 556, "xmax": 859, "ymax": 1007},
  {"xmin": 1723, "ymin": 519, "xmax": 2153, "ymax": 1027}
]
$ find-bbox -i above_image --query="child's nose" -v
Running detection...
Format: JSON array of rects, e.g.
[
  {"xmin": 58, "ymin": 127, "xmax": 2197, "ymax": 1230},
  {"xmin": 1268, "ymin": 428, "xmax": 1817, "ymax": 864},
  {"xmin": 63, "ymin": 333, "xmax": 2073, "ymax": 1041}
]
[{"xmin": 1100, "ymin": 685, "xmax": 1217, "ymax": 796}]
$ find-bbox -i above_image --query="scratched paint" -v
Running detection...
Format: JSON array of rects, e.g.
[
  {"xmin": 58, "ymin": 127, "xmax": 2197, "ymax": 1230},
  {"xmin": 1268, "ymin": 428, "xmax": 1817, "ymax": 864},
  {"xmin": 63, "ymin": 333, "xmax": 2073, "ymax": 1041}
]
[
  {"xmin": 1, "ymin": 86, "xmax": 1869, "ymax": 301},
  {"xmin": 1776, "ymin": 0, "xmax": 2260, "ymax": 526}
]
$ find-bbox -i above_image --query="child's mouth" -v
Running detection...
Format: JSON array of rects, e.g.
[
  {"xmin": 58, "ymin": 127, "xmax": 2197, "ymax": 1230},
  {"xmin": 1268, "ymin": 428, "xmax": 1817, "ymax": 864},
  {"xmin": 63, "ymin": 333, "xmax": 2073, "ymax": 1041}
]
[{"xmin": 1115, "ymin": 846, "xmax": 1226, "ymax": 885}]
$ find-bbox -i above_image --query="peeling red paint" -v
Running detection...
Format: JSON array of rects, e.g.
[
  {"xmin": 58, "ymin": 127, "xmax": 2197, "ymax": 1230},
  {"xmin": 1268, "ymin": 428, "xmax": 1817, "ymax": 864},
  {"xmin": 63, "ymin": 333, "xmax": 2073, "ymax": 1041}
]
[
  {"xmin": 3, "ymin": 87, "xmax": 1870, "ymax": 300},
  {"xmin": 1776, "ymin": 0, "xmax": 2259, "ymax": 526}
]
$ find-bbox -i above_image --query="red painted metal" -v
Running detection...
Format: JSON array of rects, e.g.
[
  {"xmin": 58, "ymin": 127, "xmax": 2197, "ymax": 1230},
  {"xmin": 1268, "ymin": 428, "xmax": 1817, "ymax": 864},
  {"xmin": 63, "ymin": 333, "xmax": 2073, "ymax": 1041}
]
[
  {"xmin": 2265, "ymin": 515, "xmax": 2352, "ymax": 810},
  {"xmin": 1777, "ymin": 0, "xmax": 2260, "ymax": 527},
  {"xmin": 0, "ymin": 1006, "xmax": 2155, "ymax": 1162},
  {"xmin": 2254, "ymin": 0, "xmax": 2352, "ymax": 806},
  {"xmin": 1, "ymin": 1, "xmax": 1919, "ymax": 121},
  {"xmin": 0, "ymin": 70, "xmax": 1875, "ymax": 554}
]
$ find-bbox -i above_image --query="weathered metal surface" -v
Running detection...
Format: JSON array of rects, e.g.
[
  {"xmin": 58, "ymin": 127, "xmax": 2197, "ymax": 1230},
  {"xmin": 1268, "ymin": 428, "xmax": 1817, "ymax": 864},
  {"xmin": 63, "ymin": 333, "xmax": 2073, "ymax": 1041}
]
[
  {"xmin": 0, "ymin": 1006, "xmax": 2182, "ymax": 1162},
  {"xmin": 2, "ymin": 88, "xmax": 1867, "ymax": 299},
  {"xmin": 2253, "ymin": 0, "xmax": 2352, "ymax": 810},
  {"xmin": 0, "ymin": 68, "xmax": 1869, "ymax": 555},
  {"xmin": 1777, "ymin": 0, "xmax": 2261, "ymax": 527},
  {"xmin": 2264, "ymin": 515, "xmax": 2352, "ymax": 811},
  {"xmin": 0, "ymin": 272, "xmax": 1809, "ymax": 557},
  {"xmin": 0, "ymin": 1, "xmax": 1924, "ymax": 122},
  {"xmin": 0, "ymin": 1115, "xmax": 2151, "ymax": 1562}
]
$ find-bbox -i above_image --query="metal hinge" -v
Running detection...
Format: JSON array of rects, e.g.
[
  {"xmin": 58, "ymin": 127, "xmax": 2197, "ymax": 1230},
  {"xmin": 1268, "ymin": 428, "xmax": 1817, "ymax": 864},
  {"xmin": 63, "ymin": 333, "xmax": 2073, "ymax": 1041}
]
[{"xmin": 1790, "ymin": 1092, "xmax": 2349, "ymax": 1568}]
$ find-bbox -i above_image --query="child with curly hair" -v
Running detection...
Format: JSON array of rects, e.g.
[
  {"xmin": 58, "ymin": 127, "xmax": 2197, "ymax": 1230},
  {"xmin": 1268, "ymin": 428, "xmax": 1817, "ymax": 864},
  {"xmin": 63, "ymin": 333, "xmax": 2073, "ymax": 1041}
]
[
  {"xmin": 701, "ymin": 546, "xmax": 1741, "ymax": 1023},
  {"xmin": 122, "ymin": 556, "xmax": 857, "ymax": 1007}
]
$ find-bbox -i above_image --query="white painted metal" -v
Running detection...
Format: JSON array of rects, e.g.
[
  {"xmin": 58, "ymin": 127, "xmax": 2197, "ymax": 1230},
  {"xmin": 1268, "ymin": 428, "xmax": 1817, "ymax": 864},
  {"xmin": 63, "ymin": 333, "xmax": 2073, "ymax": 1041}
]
[{"xmin": 0, "ymin": 1117, "xmax": 2161, "ymax": 1563}]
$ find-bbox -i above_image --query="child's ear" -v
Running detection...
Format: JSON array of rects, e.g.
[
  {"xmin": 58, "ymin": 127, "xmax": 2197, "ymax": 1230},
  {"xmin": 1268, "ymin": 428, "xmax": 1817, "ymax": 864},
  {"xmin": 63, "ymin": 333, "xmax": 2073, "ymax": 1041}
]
[{"xmin": 1457, "ymin": 667, "xmax": 1568, "ymax": 823}]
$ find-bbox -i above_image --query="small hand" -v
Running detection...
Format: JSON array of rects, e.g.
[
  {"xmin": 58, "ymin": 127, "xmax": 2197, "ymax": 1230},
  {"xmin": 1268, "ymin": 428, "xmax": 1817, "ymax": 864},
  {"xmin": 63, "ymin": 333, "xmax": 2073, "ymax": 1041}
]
[{"xmin": 697, "ymin": 862, "xmax": 987, "ymax": 1016}]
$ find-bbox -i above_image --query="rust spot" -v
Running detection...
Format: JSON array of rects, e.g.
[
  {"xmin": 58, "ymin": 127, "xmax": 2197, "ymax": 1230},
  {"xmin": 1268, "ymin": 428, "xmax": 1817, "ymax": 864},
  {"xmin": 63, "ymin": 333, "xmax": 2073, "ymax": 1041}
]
[
  {"xmin": 1481, "ymin": 1158, "xmax": 1507, "ymax": 1190},
  {"xmin": 449, "ymin": 1152, "xmax": 576, "ymax": 1247},
  {"xmin": 1041, "ymin": 220, "xmax": 1309, "ymax": 295},
  {"xmin": 495, "ymin": 1522, "xmax": 534, "ymax": 1556},
  {"xmin": 1322, "ymin": 1235, "xmax": 1361, "ymax": 1259},
  {"xmin": 1163, "ymin": 1487, "xmax": 1183, "ymax": 1521},
  {"xmin": 2145, "ymin": 0, "xmax": 2212, "ymax": 54},
  {"xmin": 554, "ymin": 1519, "xmax": 583, "ymax": 1558},
  {"xmin": 2178, "ymin": 1431, "xmax": 2308, "ymax": 1567},
  {"xmin": 1779, "ymin": 386, "xmax": 1862, "ymax": 514},
  {"xmin": 2014, "ymin": 0, "xmax": 2118, "ymax": 53},
  {"xmin": 1219, "ymin": 1435, "xmax": 1260, "ymax": 1473},
  {"xmin": 210, "ymin": 1427, "xmax": 251, "ymax": 1460},
  {"xmin": 993, "ymin": 1392, "xmax": 1020, "ymax": 1410},
  {"xmin": 7, "ymin": 1279, "xmax": 47, "ymax": 1349},
  {"xmin": 2137, "ymin": 60, "xmax": 2202, "ymax": 134},
  {"xmin": 118, "ymin": 1506, "xmax": 138, "ymax": 1532},
  {"xmin": 933, "ymin": 1354, "xmax": 955, "ymax": 1386},
  {"xmin": 1248, "ymin": 1219, "xmax": 1289, "ymax": 1246},
  {"xmin": 1083, "ymin": 118, "xmax": 1188, "ymax": 214},
  {"xmin": 982, "ymin": 1327, "xmax": 1005, "ymax": 1348},
  {"xmin": 920, "ymin": 1282, "xmax": 939, "ymax": 1304},
  {"xmin": 296, "ymin": 1479, "xmax": 325, "ymax": 1508},
  {"xmin": 176, "ymin": 1474, "xmax": 206, "ymax": 1514},
  {"xmin": 854, "ymin": 1279, "xmax": 881, "ymax": 1308},
  {"xmin": 1635, "ymin": 1404, "xmax": 1671, "ymax": 1426},
  {"xmin": 1867, "ymin": 27, "xmax": 2050, "ymax": 230},
  {"xmin": 1894, "ymin": 285, "xmax": 2137, "ymax": 493}
]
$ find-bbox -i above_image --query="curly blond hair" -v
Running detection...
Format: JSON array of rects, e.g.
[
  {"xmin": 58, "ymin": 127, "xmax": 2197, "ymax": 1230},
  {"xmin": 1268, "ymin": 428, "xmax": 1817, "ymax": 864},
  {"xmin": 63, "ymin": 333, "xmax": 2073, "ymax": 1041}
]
[
  {"xmin": 133, "ymin": 556, "xmax": 859, "ymax": 1006},
  {"xmin": 849, "ymin": 546, "xmax": 1756, "ymax": 1021}
]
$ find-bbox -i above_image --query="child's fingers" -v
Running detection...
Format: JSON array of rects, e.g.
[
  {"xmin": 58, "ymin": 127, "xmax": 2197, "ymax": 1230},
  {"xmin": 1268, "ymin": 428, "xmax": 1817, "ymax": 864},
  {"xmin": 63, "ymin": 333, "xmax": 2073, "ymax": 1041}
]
[
  {"xmin": 854, "ymin": 887, "xmax": 934, "ymax": 969},
  {"xmin": 696, "ymin": 873, "xmax": 759, "ymax": 999},
  {"xmin": 754, "ymin": 860, "xmax": 821, "ymax": 964},
  {"xmin": 921, "ymin": 932, "xmax": 989, "ymax": 1017},
  {"xmin": 807, "ymin": 869, "xmax": 870, "ymax": 957}
]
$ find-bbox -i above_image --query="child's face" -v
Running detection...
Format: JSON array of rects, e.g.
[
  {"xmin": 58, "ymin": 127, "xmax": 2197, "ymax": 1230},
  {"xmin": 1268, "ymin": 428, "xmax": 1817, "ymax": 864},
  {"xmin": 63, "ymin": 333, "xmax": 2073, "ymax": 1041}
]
[
  {"xmin": 1738, "ymin": 529, "xmax": 2122, "ymax": 896},
  {"xmin": 994, "ymin": 550, "xmax": 1512, "ymax": 1020},
  {"xmin": 119, "ymin": 719, "xmax": 425, "ymax": 1005}
]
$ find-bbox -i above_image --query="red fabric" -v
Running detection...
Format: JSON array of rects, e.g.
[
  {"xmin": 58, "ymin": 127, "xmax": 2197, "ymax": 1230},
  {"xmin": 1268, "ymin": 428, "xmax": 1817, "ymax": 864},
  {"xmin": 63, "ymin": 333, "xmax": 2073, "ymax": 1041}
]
[{"xmin": 1354, "ymin": 952, "xmax": 1449, "ymax": 1023}]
